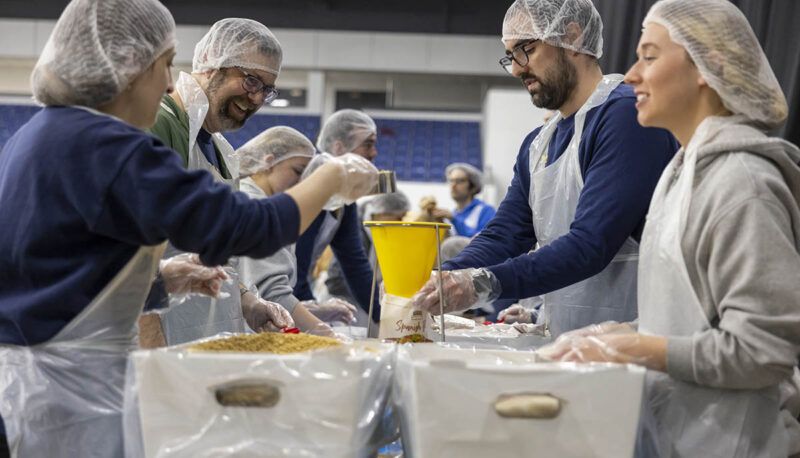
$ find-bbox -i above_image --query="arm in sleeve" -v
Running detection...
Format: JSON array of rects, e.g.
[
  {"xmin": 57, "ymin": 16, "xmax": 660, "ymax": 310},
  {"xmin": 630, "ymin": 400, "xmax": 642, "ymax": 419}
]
[
  {"xmin": 238, "ymin": 254, "xmax": 300, "ymax": 313},
  {"xmin": 330, "ymin": 204, "xmax": 380, "ymax": 322},
  {"xmin": 667, "ymin": 198, "xmax": 800, "ymax": 389},
  {"xmin": 91, "ymin": 140, "xmax": 300, "ymax": 266},
  {"xmin": 443, "ymin": 134, "xmax": 538, "ymax": 270},
  {"xmin": 488, "ymin": 100, "xmax": 676, "ymax": 299},
  {"xmin": 292, "ymin": 213, "xmax": 325, "ymax": 301}
]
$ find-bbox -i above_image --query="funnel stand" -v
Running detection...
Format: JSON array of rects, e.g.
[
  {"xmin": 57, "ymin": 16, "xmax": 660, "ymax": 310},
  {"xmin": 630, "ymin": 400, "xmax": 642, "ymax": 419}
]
[
  {"xmin": 367, "ymin": 263, "xmax": 378, "ymax": 339},
  {"xmin": 435, "ymin": 224, "xmax": 446, "ymax": 342}
]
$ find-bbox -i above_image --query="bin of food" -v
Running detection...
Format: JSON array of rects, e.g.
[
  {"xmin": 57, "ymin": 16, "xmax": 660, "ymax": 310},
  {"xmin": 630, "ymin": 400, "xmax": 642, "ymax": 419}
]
[
  {"xmin": 393, "ymin": 344, "xmax": 645, "ymax": 458},
  {"xmin": 124, "ymin": 333, "xmax": 396, "ymax": 457}
]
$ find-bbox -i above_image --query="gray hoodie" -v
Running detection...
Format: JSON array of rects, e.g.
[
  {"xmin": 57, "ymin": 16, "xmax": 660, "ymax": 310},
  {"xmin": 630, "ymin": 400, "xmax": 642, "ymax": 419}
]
[{"xmin": 662, "ymin": 117, "xmax": 800, "ymax": 452}]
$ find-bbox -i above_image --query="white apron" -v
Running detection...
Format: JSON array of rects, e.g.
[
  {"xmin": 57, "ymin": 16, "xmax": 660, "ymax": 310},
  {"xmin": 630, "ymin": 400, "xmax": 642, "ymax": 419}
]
[
  {"xmin": 156, "ymin": 72, "xmax": 248, "ymax": 345},
  {"xmin": 0, "ymin": 243, "xmax": 166, "ymax": 457},
  {"xmin": 637, "ymin": 135, "xmax": 787, "ymax": 457},
  {"xmin": 529, "ymin": 74, "xmax": 639, "ymax": 337}
]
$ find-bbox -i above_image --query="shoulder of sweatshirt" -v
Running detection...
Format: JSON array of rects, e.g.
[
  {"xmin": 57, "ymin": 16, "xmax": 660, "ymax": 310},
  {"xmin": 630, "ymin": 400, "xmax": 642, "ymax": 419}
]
[{"xmin": 693, "ymin": 151, "xmax": 798, "ymax": 228}]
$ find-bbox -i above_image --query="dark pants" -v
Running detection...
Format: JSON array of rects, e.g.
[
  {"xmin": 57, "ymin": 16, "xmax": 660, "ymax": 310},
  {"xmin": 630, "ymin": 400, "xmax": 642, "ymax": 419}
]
[{"xmin": 0, "ymin": 433, "xmax": 9, "ymax": 458}]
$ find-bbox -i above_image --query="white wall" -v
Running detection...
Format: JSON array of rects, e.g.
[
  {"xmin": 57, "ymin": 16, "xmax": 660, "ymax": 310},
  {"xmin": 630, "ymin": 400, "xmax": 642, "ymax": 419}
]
[{"xmin": 481, "ymin": 87, "xmax": 550, "ymax": 204}]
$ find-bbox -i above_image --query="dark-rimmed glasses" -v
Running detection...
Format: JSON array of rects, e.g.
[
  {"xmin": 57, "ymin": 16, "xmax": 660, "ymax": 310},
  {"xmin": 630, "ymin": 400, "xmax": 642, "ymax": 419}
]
[
  {"xmin": 235, "ymin": 67, "xmax": 279, "ymax": 104},
  {"xmin": 499, "ymin": 39, "xmax": 539, "ymax": 74}
]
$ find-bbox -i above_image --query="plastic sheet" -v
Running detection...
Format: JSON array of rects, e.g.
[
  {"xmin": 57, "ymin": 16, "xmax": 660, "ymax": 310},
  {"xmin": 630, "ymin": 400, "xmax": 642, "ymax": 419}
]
[
  {"xmin": 123, "ymin": 333, "xmax": 396, "ymax": 457},
  {"xmin": 393, "ymin": 344, "xmax": 646, "ymax": 458}
]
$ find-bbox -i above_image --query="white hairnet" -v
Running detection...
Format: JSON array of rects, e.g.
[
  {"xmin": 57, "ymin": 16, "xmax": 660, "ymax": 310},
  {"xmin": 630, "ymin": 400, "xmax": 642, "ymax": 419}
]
[
  {"xmin": 236, "ymin": 126, "xmax": 315, "ymax": 177},
  {"xmin": 502, "ymin": 0, "xmax": 603, "ymax": 59},
  {"xmin": 31, "ymin": 0, "xmax": 176, "ymax": 107},
  {"xmin": 317, "ymin": 109, "xmax": 377, "ymax": 156},
  {"xmin": 440, "ymin": 236, "xmax": 471, "ymax": 263},
  {"xmin": 446, "ymin": 162, "xmax": 483, "ymax": 193},
  {"xmin": 363, "ymin": 192, "xmax": 411, "ymax": 220},
  {"xmin": 644, "ymin": 0, "xmax": 787, "ymax": 130},
  {"xmin": 193, "ymin": 18, "xmax": 282, "ymax": 76}
]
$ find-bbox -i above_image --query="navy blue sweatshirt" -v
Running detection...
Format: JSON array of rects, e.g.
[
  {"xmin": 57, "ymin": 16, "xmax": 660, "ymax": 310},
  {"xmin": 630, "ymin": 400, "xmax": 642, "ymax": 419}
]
[
  {"xmin": 0, "ymin": 107, "xmax": 300, "ymax": 347},
  {"xmin": 293, "ymin": 205, "xmax": 380, "ymax": 322},
  {"xmin": 443, "ymin": 84, "xmax": 678, "ymax": 300}
]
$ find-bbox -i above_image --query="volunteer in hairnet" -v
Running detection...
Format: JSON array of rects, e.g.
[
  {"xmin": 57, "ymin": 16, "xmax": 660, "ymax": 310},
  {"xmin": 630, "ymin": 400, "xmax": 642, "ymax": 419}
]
[
  {"xmin": 431, "ymin": 163, "xmax": 496, "ymax": 237},
  {"xmin": 539, "ymin": 1, "xmax": 800, "ymax": 455},
  {"xmin": 141, "ymin": 18, "xmax": 295, "ymax": 346},
  {"xmin": 412, "ymin": 0, "xmax": 678, "ymax": 337},
  {"xmin": 294, "ymin": 109, "xmax": 382, "ymax": 326},
  {"xmin": 0, "ymin": 1, "xmax": 377, "ymax": 455},
  {"xmin": 236, "ymin": 126, "xmax": 357, "ymax": 333},
  {"xmin": 326, "ymin": 192, "xmax": 411, "ymax": 314}
]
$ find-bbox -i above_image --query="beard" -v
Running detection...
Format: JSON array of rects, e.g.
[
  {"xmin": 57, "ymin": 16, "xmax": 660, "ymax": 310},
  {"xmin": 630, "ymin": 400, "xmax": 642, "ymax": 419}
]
[
  {"xmin": 522, "ymin": 48, "xmax": 578, "ymax": 110},
  {"xmin": 205, "ymin": 70, "xmax": 258, "ymax": 132}
]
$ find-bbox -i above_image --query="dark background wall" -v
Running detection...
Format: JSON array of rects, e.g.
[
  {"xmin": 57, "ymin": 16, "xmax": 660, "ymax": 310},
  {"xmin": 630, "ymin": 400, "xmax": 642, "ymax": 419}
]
[{"xmin": 2, "ymin": 0, "xmax": 798, "ymax": 143}]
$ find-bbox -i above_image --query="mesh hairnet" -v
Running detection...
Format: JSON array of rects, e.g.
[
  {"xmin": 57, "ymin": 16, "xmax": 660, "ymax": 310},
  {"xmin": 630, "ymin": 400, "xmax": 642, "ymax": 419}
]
[
  {"xmin": 317, "ymin": 109, "xmax": 377, "ymax": 156},
  {"xmin": 502, "ymin": 0, "xmax": 603, "ymax": 59},
  {"xmin": 446, "ymin": 162, "xmax": 484, "ymax": 193},
  {"xmin": 193, "ymin": 18, "xmax": 282, "ymax": 76},
  {"xmin": 644, "ymin": 0, "xmax": 787, "ymax": 130},
  {"xmin": 440, "ymin": 236, "xmax": 471, "ymax": 263},
  {"xmin": 31, "ymin": 0, "xmax": 176, "ymax": 107},
  {"xmin": 236, "ymin": 126, "xmax": 315, "ymax": 177},
  {"xmin": 364, "ymin": 192, "xmax": 411, "ymax": 220}
]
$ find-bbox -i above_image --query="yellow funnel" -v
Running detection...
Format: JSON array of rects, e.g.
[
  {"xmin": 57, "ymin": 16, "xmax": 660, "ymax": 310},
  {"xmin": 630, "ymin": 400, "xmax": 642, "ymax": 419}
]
[{"xmin": 364, "ymin": 221, "xmax": 451, "ymax": 299}]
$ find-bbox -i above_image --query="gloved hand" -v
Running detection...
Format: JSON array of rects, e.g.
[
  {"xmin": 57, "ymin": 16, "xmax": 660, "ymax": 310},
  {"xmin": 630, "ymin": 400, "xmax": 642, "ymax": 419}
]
[
  {"xmin": 301, "ymin": 298, "xmax": 357, "ymax": 324},
  {"xmin": 241, "ymin": 291, "xmax": 295, "ymax": 332},
  {"xmin": 498, "ymin": 304, "xmax": 533, "ymax": 324},
  {"xmin": 535, "ymin": 322, "xmax": 662, "ymax": 369},
  {"xmin": 302, "ymin": 152, "xmax": 379, "ymax": 210},
  {"xmin": 411, "ymin": 268, "xmax": 502, "ymax": 315},
  {"xmin": 304, "ymin": 322, "xmax": 336, "ymax": 337},
  {"xmin": 159, "ymin": 253, "xmax": 228, "ymax": 297}
]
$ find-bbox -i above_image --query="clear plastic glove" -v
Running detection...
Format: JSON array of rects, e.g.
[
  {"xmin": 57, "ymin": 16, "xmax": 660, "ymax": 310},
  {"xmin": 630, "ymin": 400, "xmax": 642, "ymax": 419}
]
[
  {"xmin": 301, "ymin": 298, "xmax": 357, "ymax": 324},
  {"xmin": 302, "ymin": 152, "xmax": 379, "ymax": 210},
  {"xmin": 411, "ymin": 268, "xmax": 501, "ymax": 315},
  {"xmin": 304, "ymin": 322, "xmax": 336, "ymax": 337},
  {"xmin": 241, "ymin": 291, "xmax": 295, "ymax": 332},
  {"xmin": 498, "ymin": 304, "xmax": 532, "ymax": 324},
  {"xmin": 159, "ymin": 253, "xmax": 228, "ymax": 297},
  {"xmin": 556, "ymin": 321, "xmax": 634, "ymax": 339},
  {"xmin": 536, "ymin": 333, "xmax": 645, "ymax": 365}
]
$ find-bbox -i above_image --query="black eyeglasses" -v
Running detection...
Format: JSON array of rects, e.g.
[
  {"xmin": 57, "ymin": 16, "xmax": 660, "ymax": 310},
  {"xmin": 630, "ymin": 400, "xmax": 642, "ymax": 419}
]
[
  {"xmin": 235, "ymin": 67, "xmax": 279, "ymax": 104},
  {"xmin": 499, "ymin": 39, "xmax": 539, "ymax": 74}
]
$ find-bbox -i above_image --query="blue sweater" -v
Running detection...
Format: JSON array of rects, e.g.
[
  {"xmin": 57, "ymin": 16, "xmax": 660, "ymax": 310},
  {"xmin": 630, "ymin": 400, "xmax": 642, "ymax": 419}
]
[
  {"xmin": 0, "ymin": 107, "xmax": 300, "ymax": 347},
  {"xmin": 443, "ymin": 84, "xmax": 678, "ymax": 300},
  {"xmin": 452, "ymin": 197, "xmax": 495, "ymax": 237},
  {"xmin": 293, "ymin": 205, "xmax": 380, "ymax": 322}
]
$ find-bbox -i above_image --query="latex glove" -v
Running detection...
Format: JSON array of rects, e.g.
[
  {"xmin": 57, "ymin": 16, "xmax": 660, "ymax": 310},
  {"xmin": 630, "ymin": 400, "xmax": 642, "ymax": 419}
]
[
  {"xmin": 301, "ymin": 298, "xmax": 357, "ymax": 324},
  {"xmin": 498, "ymin": 304, "xmax": 532, "ymax": 324},
  {"xmin": 412, "ymin": 268, "xmax": 501, "ymax": 315},
  {"xmin": 241, "ymin": 292, "xmax": 295, "ymax": 332},
  {"xmin": 159, "ymin": 253, "xmax": 228, "ymax": 296},
  {"xmin": 302, "ymin": 152, "xmax": 378, "ymax": 210}
]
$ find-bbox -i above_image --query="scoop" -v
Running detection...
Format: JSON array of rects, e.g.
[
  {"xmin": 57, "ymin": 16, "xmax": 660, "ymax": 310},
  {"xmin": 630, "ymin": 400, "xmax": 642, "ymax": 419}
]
[{"xmin": 371, "ymin": 170, "xmax": 397, "ymax": 195}]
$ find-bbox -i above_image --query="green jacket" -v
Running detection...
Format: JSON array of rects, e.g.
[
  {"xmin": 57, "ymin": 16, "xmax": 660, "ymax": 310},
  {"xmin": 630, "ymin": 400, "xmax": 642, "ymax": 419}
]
[{"xmin": 146, "ymin": 95, "xmax": 232, "ymax": 179}]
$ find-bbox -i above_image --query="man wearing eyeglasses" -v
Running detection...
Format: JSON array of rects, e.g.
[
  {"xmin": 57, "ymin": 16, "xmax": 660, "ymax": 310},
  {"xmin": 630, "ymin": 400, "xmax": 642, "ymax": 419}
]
[
  {"xmin": 412, "ymin": 0, "xmax": 679, "ymax": 338},
  {"xmin": 141, "ymin": 18, "xmax": 293, "ymax": 347}
]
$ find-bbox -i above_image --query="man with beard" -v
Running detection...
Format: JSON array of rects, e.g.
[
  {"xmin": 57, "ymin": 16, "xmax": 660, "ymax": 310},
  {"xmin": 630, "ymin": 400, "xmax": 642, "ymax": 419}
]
[
  {"xmin": 141, "ymin": 18, "xmax": 294, "ymax": 346},
  {"xmin": 411, "ymin": 0, "xmax": 679, "ymax": 337}
]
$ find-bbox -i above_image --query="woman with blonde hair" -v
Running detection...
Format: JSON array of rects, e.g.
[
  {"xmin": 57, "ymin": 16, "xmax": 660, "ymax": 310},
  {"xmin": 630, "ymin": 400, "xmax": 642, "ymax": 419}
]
[{"xmin": 541, "ymin": 0, "xmax": 800, "ymax": 455}]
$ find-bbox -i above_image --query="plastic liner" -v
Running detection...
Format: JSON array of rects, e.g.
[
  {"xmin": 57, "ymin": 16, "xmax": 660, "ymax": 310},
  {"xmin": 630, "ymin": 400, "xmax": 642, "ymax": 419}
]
[
  {"xmin": 393, "ymin": 344, "xmax": 646, "ymax": 458},
  {"xmin": 123, "ymin": 333, "xmax": 395, "ymax": 457}
]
